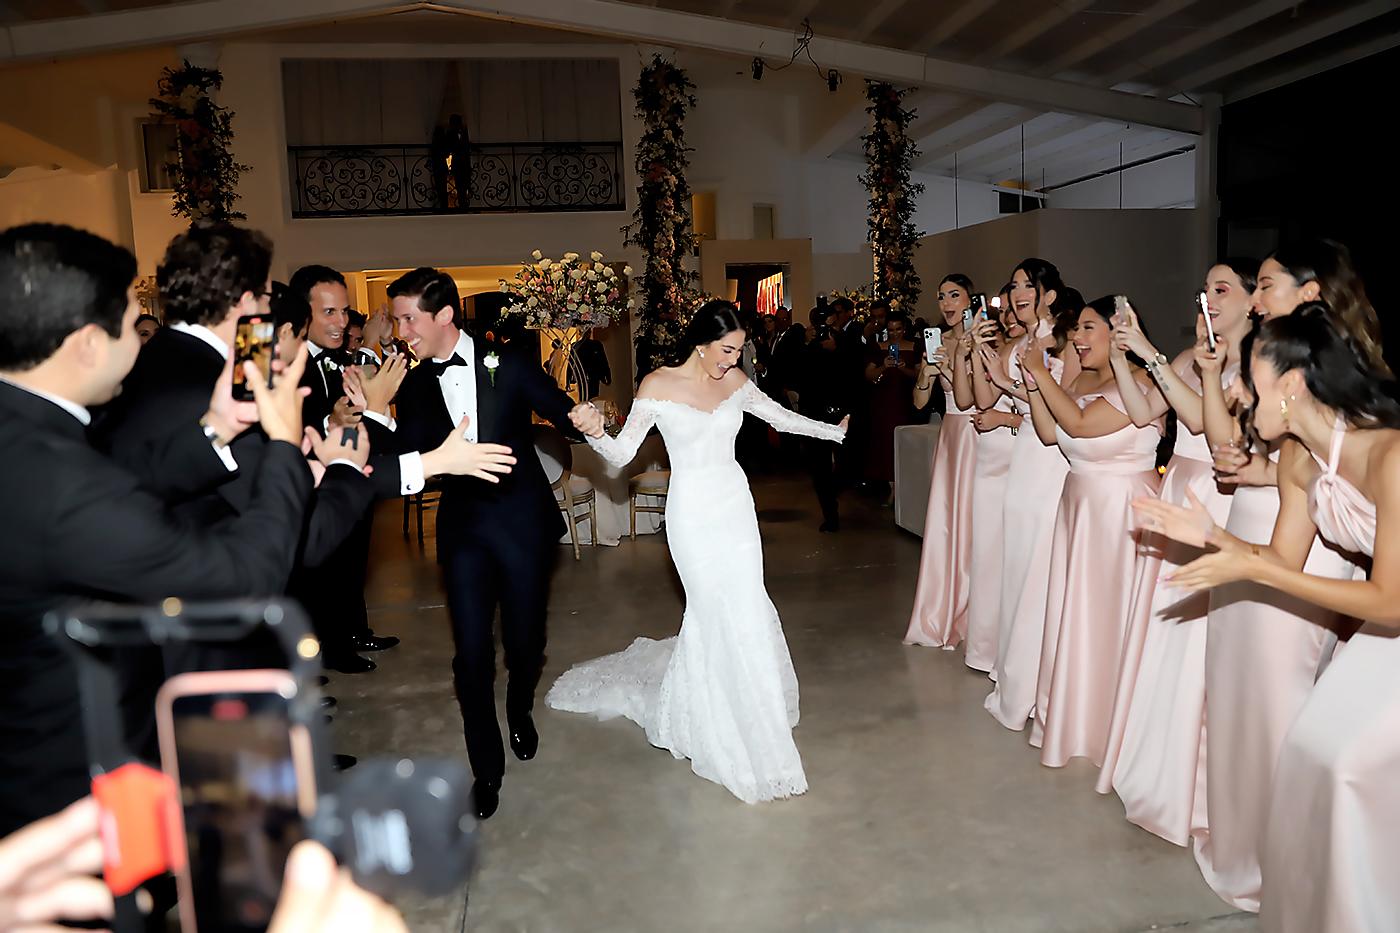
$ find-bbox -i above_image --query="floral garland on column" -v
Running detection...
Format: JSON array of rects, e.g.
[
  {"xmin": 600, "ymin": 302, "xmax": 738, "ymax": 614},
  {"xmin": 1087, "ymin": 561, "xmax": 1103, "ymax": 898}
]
[
  {"xmin": 150, "ymin": 61, "xmax": 250, "ymax": 222},
  {"xmin": 622, "ymin": 55, "xmax": 700, "ymax": 379},
  {"xmin": 859, "ymin": 82, "xmax": 925, "ymax": 315}
]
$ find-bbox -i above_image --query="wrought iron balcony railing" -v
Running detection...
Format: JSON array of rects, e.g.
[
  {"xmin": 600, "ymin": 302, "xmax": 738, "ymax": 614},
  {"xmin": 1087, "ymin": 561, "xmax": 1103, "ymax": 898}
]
[{"xmin": 288, "ymin": 141, "xmax": 625, "ymax": 217}]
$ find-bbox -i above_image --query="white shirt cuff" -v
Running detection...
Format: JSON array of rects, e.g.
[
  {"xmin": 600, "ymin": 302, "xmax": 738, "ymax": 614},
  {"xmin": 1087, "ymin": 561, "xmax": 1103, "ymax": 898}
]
[
  {"xmin": 362, "ymin": 409, "xmax": 397, "ymax": 431},
  {"xmin": 212, "ymin": 442, "xmax": 238, "ymax": 472},
  {"xmin": 399, "ymin": 452, "xmax": 425, "ymax": 496},
  {"xmin": 326, "ymin": 459, "xmax": 362, "ymax": 472}
]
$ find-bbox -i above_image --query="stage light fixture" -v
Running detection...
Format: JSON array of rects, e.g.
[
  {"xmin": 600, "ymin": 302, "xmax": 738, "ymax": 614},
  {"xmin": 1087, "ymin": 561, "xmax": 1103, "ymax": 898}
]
[{"xmin": 752, "ymin": 57, "xmax": 764, "ymax": 80}]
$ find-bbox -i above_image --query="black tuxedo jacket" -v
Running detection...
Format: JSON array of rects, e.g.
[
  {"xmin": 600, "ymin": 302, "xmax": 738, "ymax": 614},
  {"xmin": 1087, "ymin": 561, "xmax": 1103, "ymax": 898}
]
[
  {"xmin": 0, "ymin": 380, "xmax": 313, "ymax": 835},
  {"xmin": 301, "ymin": 346, "xmax": 345, "ymax": 435},
  {"xmin": 380, "ymin": 339, "xmax": 580, "ymax": 552},
  {"xmin": 95, "ymin": 328, "xmax": 373, "ymax": 568}
]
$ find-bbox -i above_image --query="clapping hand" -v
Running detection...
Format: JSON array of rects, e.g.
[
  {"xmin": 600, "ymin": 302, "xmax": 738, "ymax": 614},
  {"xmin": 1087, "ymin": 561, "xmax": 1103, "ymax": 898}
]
[
  {"xmin": 0, "ymin": 796, "xmax": 112, "ymax": 932},
  {"xmin": 978, "ymin": 346, "xmax": 1011, "ymax": 388},
  {"xmin": 360, "ymin": 305, "xmax": 395, "ymax": 354},
  {"xmin": 343, "ymin": 352, "xmax": 408, "ymax": 415},
  {"xmin": 1212, "ymin": 443, "xmax": 1275, "ymax": 487},
  {"xmin": 569, "ymin": 402, "xmax": 606, "ymax": 438},
  {"xmin": 1132, "ymin": 488, "xmax": 1218, "ymax": 549}
]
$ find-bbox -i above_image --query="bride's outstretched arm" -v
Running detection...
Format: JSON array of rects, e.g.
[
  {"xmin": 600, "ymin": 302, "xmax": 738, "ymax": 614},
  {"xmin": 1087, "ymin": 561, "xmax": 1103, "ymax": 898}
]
[
  {"xmin": 739, "ymin": 381, "xmax": 845, "ymax": 443},
  {"xmin": 572, "ymin": 400, "xmax": 658, "ymax": 469}
]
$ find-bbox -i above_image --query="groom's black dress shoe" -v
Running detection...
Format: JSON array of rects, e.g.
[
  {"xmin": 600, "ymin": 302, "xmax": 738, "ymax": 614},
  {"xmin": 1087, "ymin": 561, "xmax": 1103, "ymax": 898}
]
[
  {"xmin": 323, "ymin": 651, "xmax": 376, "ymax": 674},
  {"xmin": 472, "ymin": 780, "xmax": 500, "ymax": 820},
  {"xmin": 350, "ymin": 633, "xmax": 400, "ymax": 652},
  {"xmin": 508, "ymin": 712, "xmax": 538, "ymax": 761}
]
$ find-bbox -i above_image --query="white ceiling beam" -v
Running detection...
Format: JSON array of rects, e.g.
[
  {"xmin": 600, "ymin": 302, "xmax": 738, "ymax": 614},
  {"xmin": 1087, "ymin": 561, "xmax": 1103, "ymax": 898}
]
[
  {"xmin": 1161, "ymin": 0, "xmax": 1398, "ymax": 96},
  {"xmin": 1225, "ymin": 28, "xmax": 1400, "ymax": 103},
  {"xmin": 0, "ymin": 0, "xmax": 1202, "ymax": 132},
  {"xmin": 914, "ymin": 107, "xmax": 1040, "ymax": 166},
  {"xmin": 907, "ymin": 98, "xmax": 989, "ymax": 144},
  {"xmin": 854, "ymin": 0, "xmax": 912, "ymax": 43},
  {"xmin": 985, "ymin": 0, "xmax": 1095, "ymax": 61},
  {"xmin": 1100, "ymin": 0, "xmax": 1302, "ymax": 88},
  {"xmin": 913, "ymin": 0, "xmax": 998, "ymax": 52},
  {"xmin": 974, "ymin": 120, "xmax": 1129, "ymax": 179},
  {"xmin": 1036, "ymin": 0, "xmax": 1202, "ymax": 76},
  {"xmin": 716, "ymin": 0, "xmax": 743, "ymax": 19}
]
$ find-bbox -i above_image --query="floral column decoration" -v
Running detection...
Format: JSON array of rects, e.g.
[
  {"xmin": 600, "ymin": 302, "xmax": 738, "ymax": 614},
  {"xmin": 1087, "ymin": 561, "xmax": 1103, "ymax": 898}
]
[
  {"xmin": 623, "ymin": 55, "xmax": 700, "ymax": 379},
  {"xmin": 859, "ymin": 82, "xmax": 925, "ymax": 315},
  {"xmin": 150, "ymin": 61, "xmax": 250, "ymax": 222}
]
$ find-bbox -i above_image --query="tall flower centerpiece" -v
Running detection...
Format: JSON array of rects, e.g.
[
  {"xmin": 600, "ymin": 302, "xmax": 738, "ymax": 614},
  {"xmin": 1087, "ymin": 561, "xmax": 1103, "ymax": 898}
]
[
  {"xmin": 859, "ymin": 82, "xmax": 924, "ymax": 316},
  {"xmin": 500, "ymin": 249, "xmax": 634, "ymax": 398},
  {"xmin": 149, "ymin": 61, "xmax": 249, "ymax": 222},
  {"xmin": 623, "ymin": 55, "xmax": 700, "ymax": 379}
]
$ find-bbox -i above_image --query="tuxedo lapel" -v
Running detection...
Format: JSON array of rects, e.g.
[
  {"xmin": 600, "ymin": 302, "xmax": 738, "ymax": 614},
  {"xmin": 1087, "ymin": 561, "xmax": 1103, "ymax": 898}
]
[{"xmin": 473, "ymin": 347, "xmax": 499, "ymax": 443}]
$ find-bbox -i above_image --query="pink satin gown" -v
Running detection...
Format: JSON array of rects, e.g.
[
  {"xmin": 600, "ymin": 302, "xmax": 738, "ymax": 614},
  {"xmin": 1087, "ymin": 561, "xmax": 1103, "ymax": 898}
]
[
  {"xmin": 1028, "ymin": 384, "xmax": 1162, "ymax": 767},
  {"xmin": 1260, "ymin": 425, "xmax": 1398, "ymax": 933},
  {"xmin": 964, "ymin": 393, "xmax": 1018, "ymax": 674},
  {"xmin": 1194, "ymin": 452, "xmax": 1357, "ymax": 912},
  {"xmin": 905, "ymin": 383, "xmax": 977, "ymax": 648},
  {"xmin": 985, "ymin": 330, "xmax": 1070, "ymax": 729},
  {"xmin": 1097, "ymin": 362, "xmax": 1233, "ymax": 844}
]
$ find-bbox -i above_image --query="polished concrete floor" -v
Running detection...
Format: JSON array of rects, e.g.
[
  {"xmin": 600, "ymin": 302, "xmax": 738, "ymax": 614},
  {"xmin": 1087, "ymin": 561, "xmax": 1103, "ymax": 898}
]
[{"xmin": 333, "ymin": 473, "xmax": 1258, "ymax": 933}]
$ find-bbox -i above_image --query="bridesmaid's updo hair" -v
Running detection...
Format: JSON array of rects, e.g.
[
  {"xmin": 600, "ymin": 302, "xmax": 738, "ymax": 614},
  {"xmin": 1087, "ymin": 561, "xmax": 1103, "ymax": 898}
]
[
  {"xmin": 1242, "ymin": 301, "xmax": 1400, "ymax": 438},
  {"xmin": 939, "ymin": 273, "xmax": 974, "ymax": 293},
  {"xmin": 677, "ymin": 299, "xmax": 744, "ymax": 363}
]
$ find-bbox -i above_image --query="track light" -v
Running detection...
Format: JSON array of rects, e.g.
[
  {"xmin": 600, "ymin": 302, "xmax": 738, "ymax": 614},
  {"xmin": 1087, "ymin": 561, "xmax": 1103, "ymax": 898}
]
[
  {"xmin": 751, "ymin": 57, "xmax": 764, "ymax": 81},
  {"xmin": 827, "ymin": 69, "xmax": 841, "ymax": 92}
]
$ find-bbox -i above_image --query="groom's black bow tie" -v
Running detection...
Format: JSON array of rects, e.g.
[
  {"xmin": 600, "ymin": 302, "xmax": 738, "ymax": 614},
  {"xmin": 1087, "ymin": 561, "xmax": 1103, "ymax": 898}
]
[{"xmin": 423, "ymin": 353, "xmax": 469, "ymax": 378}]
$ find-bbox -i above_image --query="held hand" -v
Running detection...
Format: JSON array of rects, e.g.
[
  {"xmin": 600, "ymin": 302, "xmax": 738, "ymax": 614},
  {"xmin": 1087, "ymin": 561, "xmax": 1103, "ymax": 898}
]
[
  {"xmin": 353, "ymin": 352, "xmax": 408, "ymax": 414},
  {"xmin": 0, "ymin": 796, "xmax": 113, "ymax": 932},
  {"xmin": 204, "ymin": 352, "xmax": 259, "ymax": 444},
  {"xmin": 306, "ymin": 423, "xmax": 371, "ymax": 472},
  {"xmin": 268, "ymin": 841, "xmax": 407, "ymax": 933},
  {"xmin": 329, "ymin": 395, "xmax": 363, "ymax": 429},
  {"xmin": 1132, "ymin": 488, "xmax": 1218, "ymax": 549},
  {"xmin": 246, "ymin": 343, "xmax": 311, "ymax": 446},
  {"xmin": 568, "ymin": 402, "xmax": 606, "ymax": 438},
  {"xmin": 425, "ymin": 417, "xmax": 517, "ymax": 483},
  {"xmin": 360, "ymin": 306, "xmax": 394, "ymax": 353}
]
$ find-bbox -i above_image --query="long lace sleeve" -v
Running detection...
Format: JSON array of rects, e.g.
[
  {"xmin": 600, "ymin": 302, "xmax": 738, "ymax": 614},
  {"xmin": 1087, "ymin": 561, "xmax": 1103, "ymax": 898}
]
[
  {"xmin": 586, "ymin": 400, "xmax": 659, "ymax": 468},
  {"xmin": 738, "ymin": 381, "xmax": 845, "ymax": 443}
]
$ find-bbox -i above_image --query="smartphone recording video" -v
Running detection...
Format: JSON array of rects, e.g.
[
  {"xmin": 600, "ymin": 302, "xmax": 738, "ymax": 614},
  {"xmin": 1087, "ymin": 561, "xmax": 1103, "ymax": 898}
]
[
  {"xmin": 232, "ymin": 314, "xmax": 277, "ymax": 402},
  {"xmin": 970, "ymin": 293, "xmax": 989, "ymax": 321},
  {"xmin": 923, "ymin": 327, "xmax": 940, "ymax": 364},
  {"xmin": 1199, "ymin": 291, "xmax": 1218, "ymax": 352},
  {"xmin": 157, "ymin": 671, "xmax": 317, "ymax": 933}
]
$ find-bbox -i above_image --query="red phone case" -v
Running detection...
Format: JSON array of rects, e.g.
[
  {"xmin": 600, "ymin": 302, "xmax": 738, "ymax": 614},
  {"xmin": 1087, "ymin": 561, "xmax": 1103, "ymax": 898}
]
[{"xmin": 91, "ymin": 762, "xmax": 183, "ymax": 895}]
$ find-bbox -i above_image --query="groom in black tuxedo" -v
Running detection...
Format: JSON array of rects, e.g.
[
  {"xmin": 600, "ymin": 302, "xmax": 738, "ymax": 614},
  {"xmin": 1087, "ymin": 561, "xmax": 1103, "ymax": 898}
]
[{"xmin": 367, "ymin": 267, "xmax": 580, "ymax": 818}]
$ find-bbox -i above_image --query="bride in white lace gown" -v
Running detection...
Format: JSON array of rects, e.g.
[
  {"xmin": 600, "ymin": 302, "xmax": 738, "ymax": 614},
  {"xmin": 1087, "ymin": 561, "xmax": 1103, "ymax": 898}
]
[{"xmin": 547, "ymin": 302, "xmax": 847, "ymax": 803}]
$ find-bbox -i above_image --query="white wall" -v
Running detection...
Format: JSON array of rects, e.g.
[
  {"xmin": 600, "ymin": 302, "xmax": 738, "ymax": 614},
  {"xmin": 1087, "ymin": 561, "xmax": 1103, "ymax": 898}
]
[
  {"xmin": 0, "ymin": 166, "xmax": 132, "ymax": 246},
  {"xmin": 1049, "ymin": 150, "xmax": 1195, "ymax": 210}
]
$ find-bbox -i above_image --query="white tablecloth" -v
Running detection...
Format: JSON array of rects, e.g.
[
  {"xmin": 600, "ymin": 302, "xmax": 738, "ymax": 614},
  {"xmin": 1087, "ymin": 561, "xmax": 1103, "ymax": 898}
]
[
  {"xmin": 560, "ymin": 434, "xmax": 667, "ymax": 547},
  {"xmin": 893, "ymin": 419, "xmax": 942, "ymax": 536}
]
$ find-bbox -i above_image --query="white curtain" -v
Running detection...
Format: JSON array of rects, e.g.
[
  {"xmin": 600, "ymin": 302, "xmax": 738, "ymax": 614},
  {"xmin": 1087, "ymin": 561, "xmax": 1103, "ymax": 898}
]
[{"xmin": 282, "ymin": 58, "xmax": 622, "ymax": 147}]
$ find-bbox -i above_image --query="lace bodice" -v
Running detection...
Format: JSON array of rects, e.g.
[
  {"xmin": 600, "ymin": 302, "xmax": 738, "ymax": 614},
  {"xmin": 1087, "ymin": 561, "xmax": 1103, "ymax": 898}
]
[
  {"xmin": 1308, "ymin": 420, "xmax": 1376, "ymax": 556},
  {"xmin": 589, "ymin": 380, "xmax": 845, "ymax": 471}
]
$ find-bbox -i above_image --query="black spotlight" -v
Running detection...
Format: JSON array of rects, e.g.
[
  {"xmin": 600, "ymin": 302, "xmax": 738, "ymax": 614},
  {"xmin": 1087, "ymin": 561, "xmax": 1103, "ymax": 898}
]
[
  {"xmin": 751, "ymin": 57, "xmax": 764, "ymax": 81},
  {"xmin": 827, "ymin": 69, "xmax": 841, "ymax": 92}
]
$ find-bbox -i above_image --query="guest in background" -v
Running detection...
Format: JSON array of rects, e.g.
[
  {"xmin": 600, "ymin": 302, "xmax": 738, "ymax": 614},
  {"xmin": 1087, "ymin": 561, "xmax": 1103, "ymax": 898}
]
[
  {"xmin": 962, "ymin": 282, "xmax": 1023, "ymax": 673},
  {"xmin": 287, "ymin": 264, "xmax": 352, "ymax": 432},
  {"xmin": 346, "ymin": 310, "xmax": 366, "ymax": 354},
  {"xmin": 905, "ymin": 275, "xmax": 977, "ymax": 648},
  {"xmin": 798, "ymin": 304, "xmax": 849, "ymax": 531},
  {"xmin": 1096, "ymin": 260, "xmax": 1257, "ymax": 847},
  {"xmin": 135, "ymin": 312, "xmax": 161, "ymax": 344},
  {"xmin": 862, "ymin": 312, "xmax": 918, "ymax": 501},
  {"xmin": 862, "ymin": 299, "xmax": 889, "ymax": 344},
  {"xmin": 1020, "ymin": 296, "xmax": 1162, "ymax": 769},
  {"xmin": 571, "ymin": 332, "xmax": 612, "ymax": 400},
  {"xmin": 768, "ymin": 305, "xmax": 806, "ymax": 408},
  {"xmin": 1184, "ymin": 239, "xmax": 1375, "ymax": 913},
  {"xmin": 978, "ymin": 259, "xmax": 1081, "ymax": 731},
  {"xmin": 830, "ymin": 296, "xmax": 871, "ymax": 490}
]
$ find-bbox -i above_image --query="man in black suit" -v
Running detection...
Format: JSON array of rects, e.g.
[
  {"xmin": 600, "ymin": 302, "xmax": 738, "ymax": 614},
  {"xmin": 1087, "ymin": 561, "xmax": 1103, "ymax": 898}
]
[
  {"xmin": 94, "ymin": 226, "xmax": 378, "ymax": 688},
  {"xmin": 365, "ymin": 267, "xmax": 582, "ymax": 819},
  {"xmin": 0, "ymin": 223, "xmax": 316, "ymax": 836}
]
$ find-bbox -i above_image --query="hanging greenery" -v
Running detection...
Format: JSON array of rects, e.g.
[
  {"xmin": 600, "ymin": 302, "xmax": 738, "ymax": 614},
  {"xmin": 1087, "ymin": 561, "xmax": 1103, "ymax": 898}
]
[
  {"xmin": 859, "ymin": 82, "xmax": 924, "ymax": 315},
  {"xmin": 622, "ymin": 54, "xmax": 700, "ymax": 379},
  {"xmin": 150, "ymin": 62, "xmax": 249, "ymax": 222}
]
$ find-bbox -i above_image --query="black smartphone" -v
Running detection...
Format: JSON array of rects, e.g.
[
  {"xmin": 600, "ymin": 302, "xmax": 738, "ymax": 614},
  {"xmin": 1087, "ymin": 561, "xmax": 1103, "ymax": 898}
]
[
  {"xmin": 970, "ymin": 293, "xmax": 989, "ymax": 321},
  {"xmin": 157, "ymin": 670, "xmax": 317, "ymax": 933},
  {"xmin": 232, "ymin": 313, "xmax": 277, "ymax": 402}
]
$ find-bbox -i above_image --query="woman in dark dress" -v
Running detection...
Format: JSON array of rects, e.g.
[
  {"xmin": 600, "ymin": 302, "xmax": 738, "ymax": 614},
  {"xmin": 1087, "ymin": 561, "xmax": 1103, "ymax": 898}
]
[{"xmin": 863, "ymin": 312, "xmax": 919, "ymax": 501}]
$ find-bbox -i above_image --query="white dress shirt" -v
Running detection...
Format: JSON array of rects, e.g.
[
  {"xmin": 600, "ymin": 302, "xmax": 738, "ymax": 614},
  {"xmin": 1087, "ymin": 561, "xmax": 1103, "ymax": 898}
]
[
  {"xmin": 368, "ymin": 330, "xmax": 480, "ymax": 496},
  {"xmin": 0, "ymin": 377, "xmax": 92, "ymax": 425}
]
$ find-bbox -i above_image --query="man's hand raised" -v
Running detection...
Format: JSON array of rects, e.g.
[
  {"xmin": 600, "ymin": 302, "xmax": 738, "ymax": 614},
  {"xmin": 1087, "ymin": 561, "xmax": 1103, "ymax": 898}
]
[
  {"xmin": 246, "ymin": 342, "xmax": 311, "ymax": 446},
  {"xmin": 421, "ymin": 417, "xmax": 516, "ymax": 483}
]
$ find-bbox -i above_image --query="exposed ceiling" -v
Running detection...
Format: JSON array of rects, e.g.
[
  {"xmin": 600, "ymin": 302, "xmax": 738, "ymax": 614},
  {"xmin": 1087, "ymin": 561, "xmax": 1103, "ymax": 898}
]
[{"xmin": 2, "ymin": 0, "xmax": 1395, "ymax": 192}]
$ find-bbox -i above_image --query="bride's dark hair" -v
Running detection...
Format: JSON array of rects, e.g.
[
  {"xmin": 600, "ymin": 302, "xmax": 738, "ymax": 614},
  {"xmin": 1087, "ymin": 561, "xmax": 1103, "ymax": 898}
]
[{"xmin": 676, "ymin": 299, "xmax": 744, "ymax": 363}]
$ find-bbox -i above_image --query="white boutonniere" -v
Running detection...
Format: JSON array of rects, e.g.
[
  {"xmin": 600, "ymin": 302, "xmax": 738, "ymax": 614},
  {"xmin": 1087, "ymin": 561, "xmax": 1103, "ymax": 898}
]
[
  {"xmin": 483, "ymin": 352, "xmax": 500, "ymax": 387},
  {"xmin": 320, "ymin": 354, "xmax": 341, "ymax": 374}
]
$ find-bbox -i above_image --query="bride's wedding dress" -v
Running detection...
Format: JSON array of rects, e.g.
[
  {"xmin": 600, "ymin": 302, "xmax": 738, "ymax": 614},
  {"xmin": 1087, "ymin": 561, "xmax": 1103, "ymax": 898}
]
[{"xmin": 546, "ymin": 379, "xmax": 845, "ymax": 803}]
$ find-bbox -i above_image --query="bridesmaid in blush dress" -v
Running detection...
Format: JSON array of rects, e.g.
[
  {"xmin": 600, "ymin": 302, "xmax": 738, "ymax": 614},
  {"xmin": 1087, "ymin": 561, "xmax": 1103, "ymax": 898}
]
[
  {"xmin": 1135, "ymin": 305, "xmax": 1400, "ymax": 933},
  {"xmin": 963, "ymin": 289, "xmax": 1024, "ymax": 674},
  {"xmin": 904, "ymin": 275, "xmax": 978, "ymax": 649},
  {"xmin": 1019, "ymin": 297, "xmax": 1162, "ymax": 767},
  {"xmin": 977, "ymin": 259, "xmax": 1081, "ymax": 730},
  {"xmin": 1186, "ymin": 241, "xmax": 1378, "ymax": 912}
]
